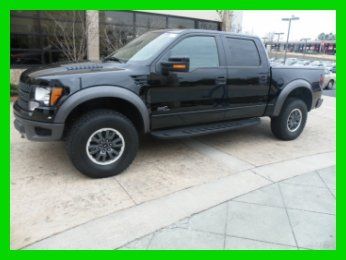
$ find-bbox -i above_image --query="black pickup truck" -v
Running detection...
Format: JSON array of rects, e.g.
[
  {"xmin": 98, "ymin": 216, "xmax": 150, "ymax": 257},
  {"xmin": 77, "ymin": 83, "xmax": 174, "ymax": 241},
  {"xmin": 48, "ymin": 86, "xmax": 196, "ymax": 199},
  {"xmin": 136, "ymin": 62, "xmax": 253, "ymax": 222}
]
[{"xmin": 14, "ymin": 29, "xmax": 324, "ymax": 178}]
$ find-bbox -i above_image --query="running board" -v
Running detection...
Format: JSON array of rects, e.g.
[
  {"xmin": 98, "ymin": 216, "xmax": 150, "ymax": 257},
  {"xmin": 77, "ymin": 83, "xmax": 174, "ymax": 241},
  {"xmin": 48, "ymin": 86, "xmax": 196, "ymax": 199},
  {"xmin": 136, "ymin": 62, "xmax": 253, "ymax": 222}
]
[{"xmin": 151, "ymin": 118, "xmax": 260, "ymax": 139}]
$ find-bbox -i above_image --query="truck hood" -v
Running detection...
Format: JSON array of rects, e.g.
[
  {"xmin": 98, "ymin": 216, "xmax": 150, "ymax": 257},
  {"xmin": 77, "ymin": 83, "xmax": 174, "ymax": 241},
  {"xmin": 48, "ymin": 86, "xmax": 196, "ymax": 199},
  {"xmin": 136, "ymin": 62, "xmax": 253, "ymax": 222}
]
[{"xmin": 20, "ymin": 61, "xmax": 125, "ymax": 82}]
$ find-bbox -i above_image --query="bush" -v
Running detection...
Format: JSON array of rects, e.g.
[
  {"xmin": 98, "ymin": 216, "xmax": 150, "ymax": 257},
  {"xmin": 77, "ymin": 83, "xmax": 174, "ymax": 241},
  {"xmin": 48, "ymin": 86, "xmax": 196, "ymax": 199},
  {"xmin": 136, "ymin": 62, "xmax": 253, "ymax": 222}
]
[{"xmin": 10, "ymin": 84, "xmax": 18, "ymax": 97}]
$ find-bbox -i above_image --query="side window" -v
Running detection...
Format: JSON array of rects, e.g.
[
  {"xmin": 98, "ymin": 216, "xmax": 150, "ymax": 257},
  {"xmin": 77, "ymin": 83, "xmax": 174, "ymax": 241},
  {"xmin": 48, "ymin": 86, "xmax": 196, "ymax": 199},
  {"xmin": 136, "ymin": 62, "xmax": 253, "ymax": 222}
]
[
  {"xmin": 168, "ymin": 36, "xmax": 219, "ymax": 70},
  {"xmin": 226, "ymin": 38, "xmax": 261, "ymax": 66}
]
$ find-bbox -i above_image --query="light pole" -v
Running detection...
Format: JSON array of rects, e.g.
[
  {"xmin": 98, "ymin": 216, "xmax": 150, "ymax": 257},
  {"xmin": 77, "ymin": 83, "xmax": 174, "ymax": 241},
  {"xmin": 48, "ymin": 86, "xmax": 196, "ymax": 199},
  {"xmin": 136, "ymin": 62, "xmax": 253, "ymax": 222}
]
[{"xmin": 282, "ymin": 15, "xmax": 299, "ymax": 63}]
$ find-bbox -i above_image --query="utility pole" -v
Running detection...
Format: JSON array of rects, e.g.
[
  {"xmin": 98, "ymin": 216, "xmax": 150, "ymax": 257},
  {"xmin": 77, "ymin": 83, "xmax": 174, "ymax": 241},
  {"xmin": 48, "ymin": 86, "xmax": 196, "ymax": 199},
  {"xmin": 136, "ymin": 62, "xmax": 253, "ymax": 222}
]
[
  {"xmin": 301, "ymin": 38, "xmax": 310, "ymax": 58},
  {"xmin": 282, "ymin": 15, "xmax": 299, "ymax": 63}
]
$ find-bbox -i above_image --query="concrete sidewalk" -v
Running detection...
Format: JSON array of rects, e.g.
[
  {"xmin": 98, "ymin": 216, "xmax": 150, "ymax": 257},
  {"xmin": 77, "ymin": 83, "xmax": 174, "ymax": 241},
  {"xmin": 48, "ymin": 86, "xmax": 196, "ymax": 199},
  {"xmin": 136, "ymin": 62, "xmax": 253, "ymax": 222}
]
[
  {"xmin": 11, "ymin": 96, "xmax": 336, "ymax": 249},
  {"xmin": 121, "ymin": 166, "xmax": 335, "ymax": 250},
  {"xmin": 25, "ymin": 163, "xmax": 335, "ymax": 249}
]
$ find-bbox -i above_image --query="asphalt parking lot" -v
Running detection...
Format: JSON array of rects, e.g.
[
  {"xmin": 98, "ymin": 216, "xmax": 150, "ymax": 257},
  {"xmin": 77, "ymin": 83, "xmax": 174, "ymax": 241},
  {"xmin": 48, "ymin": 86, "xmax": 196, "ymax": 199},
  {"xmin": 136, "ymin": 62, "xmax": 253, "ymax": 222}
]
[
  {"xmin": 323, "ymin": 88, "xmax": 336, "ymax": 97},
  {"xmin": 10, "ymin": 96, "xmax": 336, "ymax": 249}
]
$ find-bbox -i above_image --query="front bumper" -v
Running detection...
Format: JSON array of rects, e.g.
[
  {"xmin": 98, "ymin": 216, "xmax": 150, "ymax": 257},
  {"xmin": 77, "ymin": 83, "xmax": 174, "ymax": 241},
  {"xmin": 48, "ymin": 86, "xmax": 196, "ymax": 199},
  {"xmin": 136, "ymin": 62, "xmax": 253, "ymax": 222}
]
[{"xmin": 14, "ymin": 114, "xmax": 64, "ymax": 141}]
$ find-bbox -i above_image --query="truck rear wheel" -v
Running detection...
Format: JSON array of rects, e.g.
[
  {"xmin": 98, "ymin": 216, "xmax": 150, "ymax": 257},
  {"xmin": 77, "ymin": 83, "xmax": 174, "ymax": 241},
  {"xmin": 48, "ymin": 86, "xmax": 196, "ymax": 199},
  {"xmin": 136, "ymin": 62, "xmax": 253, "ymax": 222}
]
[
  {"xmin": 66, "ymin": 109, "xmax": 138, "ymax": 178},
  {"xmin": 271, "ymin": 98, "xmax": 307, "ymax": 140}
]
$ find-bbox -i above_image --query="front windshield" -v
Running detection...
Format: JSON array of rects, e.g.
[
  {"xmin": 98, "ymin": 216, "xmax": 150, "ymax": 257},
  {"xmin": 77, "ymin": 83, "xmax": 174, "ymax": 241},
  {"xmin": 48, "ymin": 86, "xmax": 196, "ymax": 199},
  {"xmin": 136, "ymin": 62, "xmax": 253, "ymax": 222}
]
[{"xmin": 107, "ymin": 31, "xmax": 178, "ymax": 63}]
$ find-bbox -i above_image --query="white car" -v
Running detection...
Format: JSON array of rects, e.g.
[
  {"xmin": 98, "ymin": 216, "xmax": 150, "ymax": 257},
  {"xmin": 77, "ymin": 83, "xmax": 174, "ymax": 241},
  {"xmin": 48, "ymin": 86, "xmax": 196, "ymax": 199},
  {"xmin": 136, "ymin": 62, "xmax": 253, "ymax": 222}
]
[{"xmin": 323, "ymin": 68, "xmax": 336, "ymax": 90}]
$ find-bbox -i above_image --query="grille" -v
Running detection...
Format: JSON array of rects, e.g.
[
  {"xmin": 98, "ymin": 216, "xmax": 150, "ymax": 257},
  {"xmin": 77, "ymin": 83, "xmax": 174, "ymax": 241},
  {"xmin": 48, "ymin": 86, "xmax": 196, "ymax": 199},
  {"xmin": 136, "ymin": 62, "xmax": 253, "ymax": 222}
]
[{"xmin": 17, "ymin": 82, "xmax": 32, "ymax": 110}]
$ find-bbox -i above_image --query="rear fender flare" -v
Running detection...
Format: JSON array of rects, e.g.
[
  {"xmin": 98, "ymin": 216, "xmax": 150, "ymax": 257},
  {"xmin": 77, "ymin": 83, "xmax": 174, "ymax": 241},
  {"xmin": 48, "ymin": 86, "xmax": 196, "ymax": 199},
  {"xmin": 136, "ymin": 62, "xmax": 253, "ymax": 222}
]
[{"xmin": 272, "ymin": 79, "xmax": 313, "ymax": 116}]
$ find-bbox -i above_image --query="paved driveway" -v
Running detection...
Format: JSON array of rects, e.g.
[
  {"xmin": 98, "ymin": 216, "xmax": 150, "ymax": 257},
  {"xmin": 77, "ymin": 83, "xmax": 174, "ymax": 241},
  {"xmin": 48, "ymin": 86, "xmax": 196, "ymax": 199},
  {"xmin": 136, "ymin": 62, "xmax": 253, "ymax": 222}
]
[
  {"xmin": 323, "ymin": 88, "xmax": 336, "ymax": 97},
  {"xmin": 10, "ymin": 96, "xmax": 336, "ymax": 249}
]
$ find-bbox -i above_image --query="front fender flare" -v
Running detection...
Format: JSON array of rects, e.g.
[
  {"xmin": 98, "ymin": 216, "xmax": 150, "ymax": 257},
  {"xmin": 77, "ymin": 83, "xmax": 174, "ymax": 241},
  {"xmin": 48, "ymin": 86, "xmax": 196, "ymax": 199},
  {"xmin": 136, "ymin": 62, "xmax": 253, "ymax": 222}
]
[
  {"xmin": 54, "ymin": 86, "xmax": 150, "ymax": 133},
  {"xmin": 272, "ymin": 79, "xmax": 313, "ymax": 116}
]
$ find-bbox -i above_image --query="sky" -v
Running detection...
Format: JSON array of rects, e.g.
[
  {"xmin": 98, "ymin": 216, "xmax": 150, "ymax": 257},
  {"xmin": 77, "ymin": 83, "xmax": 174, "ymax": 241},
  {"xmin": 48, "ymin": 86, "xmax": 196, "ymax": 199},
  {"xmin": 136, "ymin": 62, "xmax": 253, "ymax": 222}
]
[{"xmin": 241, "ymin": 11, "xmax": 336, "ymax": 41}]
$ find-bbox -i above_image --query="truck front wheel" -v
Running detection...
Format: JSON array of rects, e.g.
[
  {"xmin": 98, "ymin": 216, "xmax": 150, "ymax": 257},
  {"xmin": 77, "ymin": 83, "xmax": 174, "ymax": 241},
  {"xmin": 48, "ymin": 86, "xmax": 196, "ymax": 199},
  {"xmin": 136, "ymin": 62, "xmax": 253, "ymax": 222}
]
[
  {"xmin": 271, "ymin": 98, "xmax": 308, "ymax": 141},
  {"xmin": 66, "ymin": 109, "xmax": 138, "ymax": 178}
]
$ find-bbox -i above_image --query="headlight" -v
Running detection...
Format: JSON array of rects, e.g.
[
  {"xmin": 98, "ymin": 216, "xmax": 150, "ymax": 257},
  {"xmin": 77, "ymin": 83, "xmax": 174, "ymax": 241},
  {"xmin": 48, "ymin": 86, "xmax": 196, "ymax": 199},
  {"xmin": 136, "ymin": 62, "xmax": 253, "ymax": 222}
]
[
  {"xmin": 33, "ymin": 86, "xmax": 64, "ymax": 107},
  {"xmin": 35, "ymin": 86, "xmax": 51, "ymax": 105}
]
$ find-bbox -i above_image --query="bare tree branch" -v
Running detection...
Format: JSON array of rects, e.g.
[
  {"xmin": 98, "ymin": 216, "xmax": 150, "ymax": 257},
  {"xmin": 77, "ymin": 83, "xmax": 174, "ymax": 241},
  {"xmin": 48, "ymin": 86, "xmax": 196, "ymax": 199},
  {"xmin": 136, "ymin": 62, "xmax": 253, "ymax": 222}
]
[
  {"xmin": 42, "ymin": 11, "xmax": 92, "ymax": 62},
  {"xmin": 102, "ymin": 23, "xmax": 132, "ymax": 55}
]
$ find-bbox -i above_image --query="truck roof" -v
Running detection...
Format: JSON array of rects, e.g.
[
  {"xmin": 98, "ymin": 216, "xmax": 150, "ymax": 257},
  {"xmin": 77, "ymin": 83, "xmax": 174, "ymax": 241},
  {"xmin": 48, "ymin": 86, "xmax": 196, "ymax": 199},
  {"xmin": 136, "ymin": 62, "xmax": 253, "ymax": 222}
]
[{"xmin": 151, "ymin": 29, "xmax": 261, "ymax": 40}]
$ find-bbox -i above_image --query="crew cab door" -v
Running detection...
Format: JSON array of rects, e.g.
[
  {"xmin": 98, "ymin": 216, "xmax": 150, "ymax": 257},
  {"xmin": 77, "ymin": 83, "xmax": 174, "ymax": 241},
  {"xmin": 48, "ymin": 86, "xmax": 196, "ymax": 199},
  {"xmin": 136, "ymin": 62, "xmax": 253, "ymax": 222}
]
[
  {"xmin": 221, "ymin": 36, "xmax": 270, "ymax": 120},
  {"xmin": 148, "ymin": 34, "xmax": 227, "ymax": 130}
]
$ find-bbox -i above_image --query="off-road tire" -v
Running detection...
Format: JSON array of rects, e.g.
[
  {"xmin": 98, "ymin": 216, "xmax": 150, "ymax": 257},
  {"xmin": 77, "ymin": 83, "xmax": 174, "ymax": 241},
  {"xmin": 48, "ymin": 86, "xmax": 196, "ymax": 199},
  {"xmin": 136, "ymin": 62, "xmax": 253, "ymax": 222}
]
[
  {"xmin": 271, "ymin": 98, "xmax": 308, "ymax": 141},
  {"xmin": 66, "ymin": 109, "xmax": 138, "ymax": 178}
]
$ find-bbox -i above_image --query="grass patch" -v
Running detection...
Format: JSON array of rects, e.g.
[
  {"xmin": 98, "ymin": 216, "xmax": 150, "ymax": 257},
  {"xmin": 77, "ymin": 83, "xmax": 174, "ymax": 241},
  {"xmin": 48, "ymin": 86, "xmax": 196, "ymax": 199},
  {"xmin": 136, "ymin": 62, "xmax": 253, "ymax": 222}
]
[{"xmin": 10, "ymin": 84, "xmax": 18, "ymax": 97}]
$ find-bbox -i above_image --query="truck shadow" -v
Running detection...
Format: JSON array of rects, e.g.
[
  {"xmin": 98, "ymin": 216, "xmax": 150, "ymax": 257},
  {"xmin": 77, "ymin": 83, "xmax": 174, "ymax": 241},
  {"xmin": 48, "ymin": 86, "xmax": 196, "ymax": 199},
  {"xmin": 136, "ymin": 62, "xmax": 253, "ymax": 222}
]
[{"xmin": 11, "ymin": 119, "xmax": 274, "ymax": 180}]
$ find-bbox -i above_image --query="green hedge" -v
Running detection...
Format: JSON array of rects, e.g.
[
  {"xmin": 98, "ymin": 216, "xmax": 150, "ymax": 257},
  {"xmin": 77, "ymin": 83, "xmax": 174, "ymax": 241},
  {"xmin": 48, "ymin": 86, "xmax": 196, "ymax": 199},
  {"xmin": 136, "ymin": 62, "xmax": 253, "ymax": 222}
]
[{"xmin": 10, "ymin": 84, "xmax": 18, "ymax": 97}]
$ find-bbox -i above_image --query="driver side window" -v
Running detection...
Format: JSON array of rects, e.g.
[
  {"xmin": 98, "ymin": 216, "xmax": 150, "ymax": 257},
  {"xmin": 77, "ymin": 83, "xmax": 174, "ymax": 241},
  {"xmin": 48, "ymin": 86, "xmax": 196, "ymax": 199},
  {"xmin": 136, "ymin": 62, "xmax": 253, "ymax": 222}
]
[{"xmin": 168, "ymin": 36, "xmax": 219, "ymax": 70}]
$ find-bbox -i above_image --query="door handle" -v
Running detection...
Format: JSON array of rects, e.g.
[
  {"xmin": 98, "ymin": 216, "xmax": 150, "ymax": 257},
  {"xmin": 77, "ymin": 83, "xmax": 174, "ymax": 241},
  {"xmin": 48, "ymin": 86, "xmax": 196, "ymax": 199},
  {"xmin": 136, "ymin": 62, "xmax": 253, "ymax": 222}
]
[
  {"xmin": 215, "ymin": 77, "xmax": 227, "ymax": 85},
  {"xmin": 259, "ymin": 74, "xmax": 268, "ymax": 84}
]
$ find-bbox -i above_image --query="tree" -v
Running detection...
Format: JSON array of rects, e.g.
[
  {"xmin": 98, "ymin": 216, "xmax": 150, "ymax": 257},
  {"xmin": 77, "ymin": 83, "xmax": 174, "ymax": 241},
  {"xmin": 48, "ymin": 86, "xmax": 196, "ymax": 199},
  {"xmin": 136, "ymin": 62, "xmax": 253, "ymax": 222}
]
[
  {"xmin": 102, "ymin": 24, "xmax": 134, "ymax": 55},
  {"xmin": 326, "ymin": 33, "xmax": 336, "ymax": 40},
  {"xmin": 41, "ymin": 11, "xmax": 96, "ymax": 62},
  {"xmin": 318, "ymin": 32, "xmax": 326, "ymax": 40},
  {"xmin": 317, "ymin": 32, "xmax": 336, "ymax": 41}
]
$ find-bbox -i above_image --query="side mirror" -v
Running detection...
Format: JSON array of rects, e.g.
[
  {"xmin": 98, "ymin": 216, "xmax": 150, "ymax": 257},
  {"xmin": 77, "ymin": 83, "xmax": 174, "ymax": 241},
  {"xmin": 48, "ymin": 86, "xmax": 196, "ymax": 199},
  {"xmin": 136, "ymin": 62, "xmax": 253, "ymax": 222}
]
[{"xmin": 161, "ymin": 57, "xmax": 190, "ymax": 75}]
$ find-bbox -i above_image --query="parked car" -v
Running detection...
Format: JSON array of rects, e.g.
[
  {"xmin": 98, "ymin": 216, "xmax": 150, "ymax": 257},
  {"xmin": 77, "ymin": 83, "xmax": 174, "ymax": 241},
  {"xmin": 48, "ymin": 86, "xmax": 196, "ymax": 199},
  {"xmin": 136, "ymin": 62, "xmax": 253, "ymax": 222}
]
[
  {"xmin": 322, "ymin": 68, "xmax": 336, "ymax": 89},
  {"xmin": 330, "ymin": 66, "xmax": 336, "ymax": 73},
  {"xmin": 13, "ymin": 29, "xmax": 324, "ymax": 178},
  {"xmin": 309, "ymin": 60, "xmax": 325, "ymax": 67},
  {"xmin": 285, "ymin": 58, "xmax": 298, "ymax": 66},
  {"xmin": 271, "ymin": 58, "xmax": 284, "ymax": 65},
  {"xmin": 295, "ymin": 59, "xmax": 313, "ymax": 66},
  {"xmin": 292, "ymin": 59, "xmax": 308, "ymax": 66},
  {"xmin": 321, "ymin": 61, "xmax": 335, "ymax": 71}
]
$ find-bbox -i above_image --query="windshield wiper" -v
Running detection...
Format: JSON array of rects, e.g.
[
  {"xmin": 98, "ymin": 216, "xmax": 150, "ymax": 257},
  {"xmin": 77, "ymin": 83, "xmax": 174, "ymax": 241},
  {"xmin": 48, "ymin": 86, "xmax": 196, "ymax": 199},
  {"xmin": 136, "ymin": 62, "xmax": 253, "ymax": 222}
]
[{"xmin": 103, "ymin": 57, "xmax": 124, "ymax": 63}]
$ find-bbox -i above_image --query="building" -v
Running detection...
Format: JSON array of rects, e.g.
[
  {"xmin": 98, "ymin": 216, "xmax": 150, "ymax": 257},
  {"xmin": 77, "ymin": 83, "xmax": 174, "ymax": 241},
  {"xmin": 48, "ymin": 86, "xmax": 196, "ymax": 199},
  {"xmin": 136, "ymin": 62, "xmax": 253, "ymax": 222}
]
[
  {"xmin": 264, "ymin": 39, "xmax": 336, "ymax": 55},
  {"xmin": 11, "ymin": 10, "xmax": 234, "ymax": 84},
  {"xmin": 11, "ymin": 10, "xmax": 222, "ymax": 66},
  {"xmin": 10, "ymin": 11, "xmax": 246, "ymax": 84}
]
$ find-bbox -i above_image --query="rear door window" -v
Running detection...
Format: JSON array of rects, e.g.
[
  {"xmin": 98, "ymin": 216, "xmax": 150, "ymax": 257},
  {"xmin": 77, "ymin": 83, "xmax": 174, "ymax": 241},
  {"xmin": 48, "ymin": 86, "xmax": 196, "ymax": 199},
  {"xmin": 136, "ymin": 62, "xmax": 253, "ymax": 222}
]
[{"xmin": 226, "ymin": 38, "xmax": 261, "ymax": 66}]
